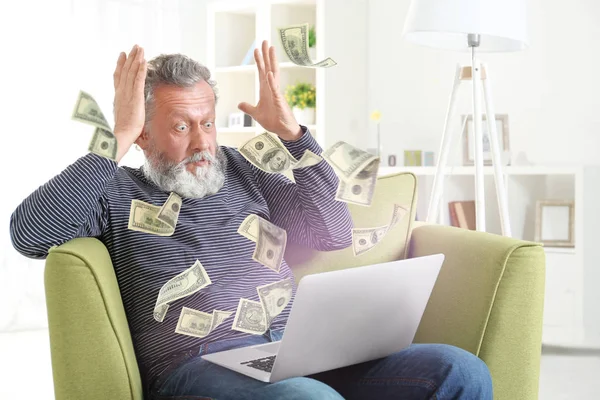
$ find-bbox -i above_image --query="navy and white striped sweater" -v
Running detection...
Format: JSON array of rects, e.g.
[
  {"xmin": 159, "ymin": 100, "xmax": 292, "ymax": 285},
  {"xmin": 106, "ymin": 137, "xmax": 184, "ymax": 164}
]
[{"xmin": 9, "ymin": 128, "xmax": 353, "ymax": 389}]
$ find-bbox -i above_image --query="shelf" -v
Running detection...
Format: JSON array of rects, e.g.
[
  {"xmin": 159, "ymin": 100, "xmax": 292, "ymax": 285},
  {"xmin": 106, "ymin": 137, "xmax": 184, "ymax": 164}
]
[
  {"xmin": 215, "ymin": 65, "xmax": 256, "ymax": 73},
  {"xmin": 378, "ymin": 166, "xmax": 581, "ymax": 177},
  {"xmin": 218, "ymin": 127, "xmax": 256, "ymax": 134}
]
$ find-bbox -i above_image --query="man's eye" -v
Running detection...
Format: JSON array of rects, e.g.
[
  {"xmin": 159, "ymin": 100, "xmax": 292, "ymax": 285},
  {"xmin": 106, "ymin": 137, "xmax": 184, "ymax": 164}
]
[
  {"xmin": 176, "ymin": 124, "xmax": 187, "ymax": 132},
  {"xmin": 204, "ymin": 122, "xmax": 214, "ymax": 129}
]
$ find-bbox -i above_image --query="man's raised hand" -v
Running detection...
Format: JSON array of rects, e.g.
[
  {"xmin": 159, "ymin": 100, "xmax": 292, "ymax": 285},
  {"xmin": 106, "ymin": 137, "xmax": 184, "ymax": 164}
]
[
  {"xmin": 238, "ymin": 40, "xmax": 302, "ymax": 142},
  {"xmin": 113, "ymin": 44, "xmax": 147, "ymax": 162}
]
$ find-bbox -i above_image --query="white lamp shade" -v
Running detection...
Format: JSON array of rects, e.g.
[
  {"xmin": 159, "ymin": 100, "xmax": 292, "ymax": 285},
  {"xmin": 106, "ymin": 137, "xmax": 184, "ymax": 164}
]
[{"xmin": 402, "ymin": 0, "xmax": 528, "ymax": 52}]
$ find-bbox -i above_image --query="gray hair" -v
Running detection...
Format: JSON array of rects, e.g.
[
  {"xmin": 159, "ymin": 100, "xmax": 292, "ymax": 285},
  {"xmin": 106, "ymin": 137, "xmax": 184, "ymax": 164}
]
[{"xmin": 144, "ymin": 53, "xmax": 218, "ymax": 127}]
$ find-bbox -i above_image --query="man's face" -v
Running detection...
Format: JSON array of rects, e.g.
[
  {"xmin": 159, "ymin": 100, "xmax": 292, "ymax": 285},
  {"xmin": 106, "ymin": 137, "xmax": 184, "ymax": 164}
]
[
  {"xmin": 269, "ymin": 150, "xmax": 287, "ymax": 171},
  {"xmin": 140, "ymin": 80, "xmax": 217, "ymax": 174}
]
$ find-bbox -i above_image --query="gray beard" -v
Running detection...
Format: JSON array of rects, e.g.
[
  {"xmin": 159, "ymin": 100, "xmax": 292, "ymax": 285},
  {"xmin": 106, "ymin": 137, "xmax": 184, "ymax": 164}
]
[{"xmin": 142, "ymin": 145, "xmax": 226, "ymax": 199}]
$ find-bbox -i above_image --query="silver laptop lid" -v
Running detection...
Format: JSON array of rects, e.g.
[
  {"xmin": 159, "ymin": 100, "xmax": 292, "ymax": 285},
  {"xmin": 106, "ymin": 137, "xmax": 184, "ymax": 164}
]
[{"xmin": 269, "ymin": 254, "xmax": 444, "ymax": 382}]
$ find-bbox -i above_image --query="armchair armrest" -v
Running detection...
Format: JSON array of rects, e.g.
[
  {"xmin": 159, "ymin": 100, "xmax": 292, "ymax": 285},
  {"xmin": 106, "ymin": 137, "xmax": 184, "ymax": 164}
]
[
  {"xmin": 45, "ymin": 237, "xmax": 142, "ymax": 400},
  {"xmin": 409, "ymin": 224, "xmax": 545, "ymax": 400}
]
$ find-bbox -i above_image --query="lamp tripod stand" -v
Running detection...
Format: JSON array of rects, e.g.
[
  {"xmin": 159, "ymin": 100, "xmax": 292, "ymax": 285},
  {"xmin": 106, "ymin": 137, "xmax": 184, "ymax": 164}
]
[{"xmin": 426, "ymin": 34, "xmax": 512, "ymax": 237}]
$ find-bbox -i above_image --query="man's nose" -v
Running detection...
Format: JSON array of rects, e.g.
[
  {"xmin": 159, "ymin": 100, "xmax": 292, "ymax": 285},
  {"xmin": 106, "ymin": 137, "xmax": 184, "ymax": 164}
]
[{"xmin": 190, "ymin": 128, "xmax": 210, "ymax": 152}]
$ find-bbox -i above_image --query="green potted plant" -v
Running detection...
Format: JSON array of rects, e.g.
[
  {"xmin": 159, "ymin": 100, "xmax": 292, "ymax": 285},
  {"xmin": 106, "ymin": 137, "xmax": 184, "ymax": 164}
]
[
  {"xmin": 285, "ymin": 82, "xmax": 316, "ymax": 125},
  {"xmin": 308, "ymin": 25, "xmax": 316, "ymax": 59}
]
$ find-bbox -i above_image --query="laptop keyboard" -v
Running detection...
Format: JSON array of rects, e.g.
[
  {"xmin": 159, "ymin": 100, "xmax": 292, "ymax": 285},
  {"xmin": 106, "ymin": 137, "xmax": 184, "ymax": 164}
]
[{"xmin": 240, "ymin": 355, "xmax": 277, "ymax": 373}]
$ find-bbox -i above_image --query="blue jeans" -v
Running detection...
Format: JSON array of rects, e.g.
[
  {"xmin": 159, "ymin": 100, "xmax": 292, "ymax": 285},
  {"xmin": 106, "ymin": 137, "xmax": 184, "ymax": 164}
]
[{"xmin": 149, "ymin": 328, "xmax": 492, "ymax": 399}]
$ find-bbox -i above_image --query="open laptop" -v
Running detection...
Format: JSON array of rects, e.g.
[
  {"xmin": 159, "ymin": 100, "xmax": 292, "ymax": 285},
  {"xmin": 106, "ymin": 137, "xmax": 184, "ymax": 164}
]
[{"xmin": 201, "ymin": 253, "xmax": 444, "ymax": 383}]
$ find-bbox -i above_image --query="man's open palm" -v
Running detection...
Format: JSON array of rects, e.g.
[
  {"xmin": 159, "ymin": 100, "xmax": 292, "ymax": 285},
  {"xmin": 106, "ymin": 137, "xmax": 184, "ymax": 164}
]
[{"xmin": 238, "ymin": 40, "xmax": 301, "ymax": 141}]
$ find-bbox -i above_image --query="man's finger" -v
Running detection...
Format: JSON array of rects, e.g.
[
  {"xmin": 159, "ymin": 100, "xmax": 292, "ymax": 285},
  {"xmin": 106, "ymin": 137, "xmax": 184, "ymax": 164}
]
[
  {"xmin": 238, "ymin": 102, "xmax": 257, "ymax": 118},
  {"xmin": 267, "ymin": 72, "xmax": 280, "ymax": 98},
  {"xmin": 119, "ymin": 45, "xmax": 138, "ymax": 90},
  {"xmin": 113, "ymin": 52, "xmax": 126, "ymax": 90},
  {"xmin": 254, "ymin": 48, "xmax": 265, "ymax": 81},
  {"xmin": 269, "ymin": 46, "xmax": 279, "ymax": 82},
  {"xmin": 126, "ymin": 46, "xmax": 144, "ymax": 95},
  {"xmin": 133, "ymin": 59, "xmax": 147, "ymax": 96},
  {"xmin": 262, "ymin": 40, "xmax": 271, "ymax": 75}
]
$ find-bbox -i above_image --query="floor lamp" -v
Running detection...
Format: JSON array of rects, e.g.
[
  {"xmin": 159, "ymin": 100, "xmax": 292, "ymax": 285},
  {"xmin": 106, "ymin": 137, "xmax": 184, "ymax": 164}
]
[{"xmin": 401, "ymin": 0, "xmax": 528, "ymax": 236}]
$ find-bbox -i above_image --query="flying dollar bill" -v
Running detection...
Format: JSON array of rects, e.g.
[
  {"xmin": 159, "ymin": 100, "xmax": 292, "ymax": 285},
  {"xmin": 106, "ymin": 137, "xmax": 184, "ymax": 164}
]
[
  {"xmin": 174, "ymin": 307, "xmax": 213, "ymax": 338},
  {"xmin": 239, "ymin": 132, "xmax": 322, "ymax": 174},
  {"xmin": 237, "ymin": 214, "xmax": 259, "ymax": 242},
  {"xmin": 72, "ymin": 90, "xmax": 112, "ymax": 131},
  {"xmin": 257, "ymin": 278, "xmax": 293, "ymax": 325},
  {"xmin": 352, "ymin": 204, "xmax": 411, "ymax": 256},
  {"xmin": 279, "ymin": 23, "xmax": 337, "ymax": 68},
  {"xmin": 128, "ymin": 199, "xmax": 174, "ymax": 236},
  {"xmin": 153, "ymin": 260, "xmax": 212, "ymax": 322},
  {"xmin": 322, "ymin": 141, "xmax": 381, "ymax": 206},
  {"xmin": 72, "ymin": 90, "xmax": 118, "ymax": 161},
  {"xmin": 210, "ymin": 309, "xmax": 234, "ymax": 332},
  {"xmin": 253, "ymin": 217, "xmax": 287, "ymax": 273},
  {"xmin": 335, "ymin": 159, "xmax": 380, "ymax": 206},
  {"xmin": 88, "ymin": 128, "xmax": 118, "ymax": 160},
  {"xmin": 232, "ymin": 298, "xmax": 268, "ymax": 335},
  {"xmin": 157, "ymin": 192, "xmax": 182, "ymax": 228}
]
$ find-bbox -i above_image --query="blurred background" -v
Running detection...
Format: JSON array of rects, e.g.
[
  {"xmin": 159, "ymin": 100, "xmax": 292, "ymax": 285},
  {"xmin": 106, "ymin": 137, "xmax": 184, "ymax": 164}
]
[{"xmin": 1, "ymin": 0, "xmax": 598, "ymax": 398}]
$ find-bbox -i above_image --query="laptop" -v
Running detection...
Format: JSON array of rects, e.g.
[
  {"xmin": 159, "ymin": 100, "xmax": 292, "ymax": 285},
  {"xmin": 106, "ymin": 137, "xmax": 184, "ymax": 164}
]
[{"xmin": 201, "ymin": 253, "xmax": 444, "ymax": 383}]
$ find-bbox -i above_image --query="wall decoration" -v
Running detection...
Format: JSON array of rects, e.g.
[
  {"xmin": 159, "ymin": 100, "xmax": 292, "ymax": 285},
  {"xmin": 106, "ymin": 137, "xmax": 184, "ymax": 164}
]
[
  {"xmin": 228, "ymin": 112, "xmax": 252, "ymax": 128},
  {"xmin": 388, "ymin": 155, "xmax": 397, "ymax": 166},
  {"xmin": 535, "ymin": 200, "xmax": 575, "ymax": 247},
  {"xmin": 404, "ymin": 150, "xmax": 422, "ymax": 166}
]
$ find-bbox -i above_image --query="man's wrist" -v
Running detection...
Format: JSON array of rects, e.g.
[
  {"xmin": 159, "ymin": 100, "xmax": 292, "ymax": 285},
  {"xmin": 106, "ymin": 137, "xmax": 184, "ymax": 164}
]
[{"xmin": 277, "ymin": 124, "xmax": 303, "ymax": 142}]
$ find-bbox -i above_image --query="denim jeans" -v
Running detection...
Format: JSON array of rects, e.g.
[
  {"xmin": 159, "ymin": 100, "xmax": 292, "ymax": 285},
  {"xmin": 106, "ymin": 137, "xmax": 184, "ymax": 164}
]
[{"xmin": 149, "ymin": 328, "xmax": 493, "ymax": 400}]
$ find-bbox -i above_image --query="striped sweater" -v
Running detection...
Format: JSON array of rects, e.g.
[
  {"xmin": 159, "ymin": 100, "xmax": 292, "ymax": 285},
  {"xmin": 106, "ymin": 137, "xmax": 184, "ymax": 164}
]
[{"xmin": 9, "ymin": 127, "xmax": 353, "ymax": 390}]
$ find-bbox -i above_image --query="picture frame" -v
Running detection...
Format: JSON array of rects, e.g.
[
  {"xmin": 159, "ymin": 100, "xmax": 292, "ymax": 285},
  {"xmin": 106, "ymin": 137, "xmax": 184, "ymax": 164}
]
[
  {"xmin": 462, "ymin": 114, "xmax": 510, "ymax": 166},
  {"xmin": 534, "ymin": 200, "xmax": 575, "ymax": 247}
]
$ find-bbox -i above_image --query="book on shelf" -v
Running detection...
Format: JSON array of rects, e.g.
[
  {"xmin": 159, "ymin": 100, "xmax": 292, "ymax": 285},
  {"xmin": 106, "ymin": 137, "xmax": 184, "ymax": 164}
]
[{"xmin": 448, "ymin": 201, "xmax": 476, "ymax": 230}]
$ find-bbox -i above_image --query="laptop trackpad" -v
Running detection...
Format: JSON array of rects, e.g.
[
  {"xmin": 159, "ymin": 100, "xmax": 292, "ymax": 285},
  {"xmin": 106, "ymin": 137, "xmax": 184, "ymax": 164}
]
[{"xmin": 253, "ymin": 341, "xmax": 280, "ymax": 354}]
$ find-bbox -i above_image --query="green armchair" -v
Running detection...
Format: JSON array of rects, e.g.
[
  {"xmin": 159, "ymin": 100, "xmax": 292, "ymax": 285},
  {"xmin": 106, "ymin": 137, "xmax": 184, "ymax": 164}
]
[{"xmin": 44, "ymin": 172, "xmax": 545, "ymax": 400}]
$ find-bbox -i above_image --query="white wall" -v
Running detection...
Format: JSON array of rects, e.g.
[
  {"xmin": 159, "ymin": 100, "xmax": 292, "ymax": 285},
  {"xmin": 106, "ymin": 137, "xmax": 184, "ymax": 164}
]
[
  {"xmin": 0, "ymin": 0, "xmax": 208, "ymax": 332},
  {"xmin": 367, "ymin": 0, "xmax": 600, "ymax": 167}
]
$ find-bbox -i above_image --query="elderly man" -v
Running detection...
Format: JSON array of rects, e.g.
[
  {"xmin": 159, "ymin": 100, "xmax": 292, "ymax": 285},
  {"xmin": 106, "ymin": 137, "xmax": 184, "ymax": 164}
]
[{"xmin": 10, "ymin": 41, "xmax": 492, "ymax": 399}]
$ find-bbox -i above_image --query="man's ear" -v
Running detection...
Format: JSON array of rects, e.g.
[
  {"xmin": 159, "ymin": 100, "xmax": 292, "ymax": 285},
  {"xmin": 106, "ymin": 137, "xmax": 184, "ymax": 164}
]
[{"xmin": 135, "ymin": 127, "xmax": 150, "ymax": 150}]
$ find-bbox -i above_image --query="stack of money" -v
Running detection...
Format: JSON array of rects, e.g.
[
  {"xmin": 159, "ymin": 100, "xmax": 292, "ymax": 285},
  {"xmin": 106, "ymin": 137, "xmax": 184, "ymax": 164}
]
[
  {"xmin": 238, "ymin": 214, "xmax": 288, "ymax": 273},
  {"xmin": 322, "ymin": 141, "xmax": 381, "ymax": 207},
  {"xmin": 352, "ymin": 204, "xmax": 410, "ymax": 256},
  {"xmin": 128, "ymin": 192, "xmax": 182, "ymax": 237},
  {"xmin": 153, "ymin": 259, "xmax": 212, "ymax": 322},
  {"xmin": 232, "ymin": 278, "xmax": 293, "ymax": 335},
  {"xmin": 239, "ymin": 132, "xmax": 322, "ymax": 174},
  {"xmin": 279, "ymin": 23, "xmax": 337, "ymax": 68},
  {"xmin": 175, "ymin": 307, "xmax": 233, "ymax": 338},
  {"xmin": 71, "ymin": 90, "xmax": 118, "ymax": 160}
]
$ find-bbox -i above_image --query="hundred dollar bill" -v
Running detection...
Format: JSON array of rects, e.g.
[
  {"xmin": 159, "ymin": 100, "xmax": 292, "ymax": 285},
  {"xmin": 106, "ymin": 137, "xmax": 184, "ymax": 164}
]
[
  {"xmin": 239, "ymin": 132, "xmax": 321, "ymax": 174},
  {"xmin": 153, "ymin": 260, "xmax": 212, "ymax": 322},
  {"xmin": 157, "ymin": 192, "xmax": 182, "ymax": 228},
  {"xmin": 335, "ymin": 159, "xmax": 380, "ymax": 207},
  {"xmin": 389, "ymin": 204, "xmax": 410, "ymax": 230},
  {"xmin": 128, "ymin": 199, "xmax": 174, "ymax": 236},
  {"xmin": 88, "ymin": 128, "xmax": 118, "ymax": 161},
  {"xmin": 352, "ymin": 226, "xmax": 389, "ymax": 256},
  {"xmin": 352, "ymin": 203, "xmax": 411, "ymax": 256},
  {"xmin": 279, "ymin": 23, "xmax": 337, "ymax": 68},
  {"xmin": 323, "ymin": 141, "xmax": 379, "ymax": 181},
  {"xmin": 153, "ymin": 303, "xmax": 169, "ymax": 323},
  {"xmin": 232, "ymin": 298, "xmax": 268, "ymax": 335},
  {"xmin": 257, "ymin": 278, "xmax": 293, "ymax": 325},
  {"xmin": 72, "ymin": 90, "xmax": 112, "ymax": 131},
  {"xmin": 237, "ymin": 214, "xmax": 259, "ymax": 242},
  {"xmin": 210, "ymin": 309, "xmax": 234, "ymax": 332},
  {"xmin": 174, "ymin": 307, "xmax": 213, "ymax": 338},
  {"xmin": 253, "ymin": 217, "xmax": 287, "ymax": 273}
]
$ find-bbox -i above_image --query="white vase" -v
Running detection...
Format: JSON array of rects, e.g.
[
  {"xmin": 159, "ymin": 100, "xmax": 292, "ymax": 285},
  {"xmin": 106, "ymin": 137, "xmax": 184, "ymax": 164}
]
[{"xmin": 292, "ymin": 107, "xmax": 315, "ymax": 125}]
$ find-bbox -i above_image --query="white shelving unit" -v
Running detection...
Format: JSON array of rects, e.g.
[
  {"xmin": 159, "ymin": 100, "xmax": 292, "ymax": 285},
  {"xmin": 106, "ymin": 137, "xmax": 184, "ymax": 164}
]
[
  {"xmin": 206, "ymin": 0, "xmax": 368, "ymax": 149},
  {"xmin": 379, "ymin": 165, "xmax": 600, "ymax": 349}
]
